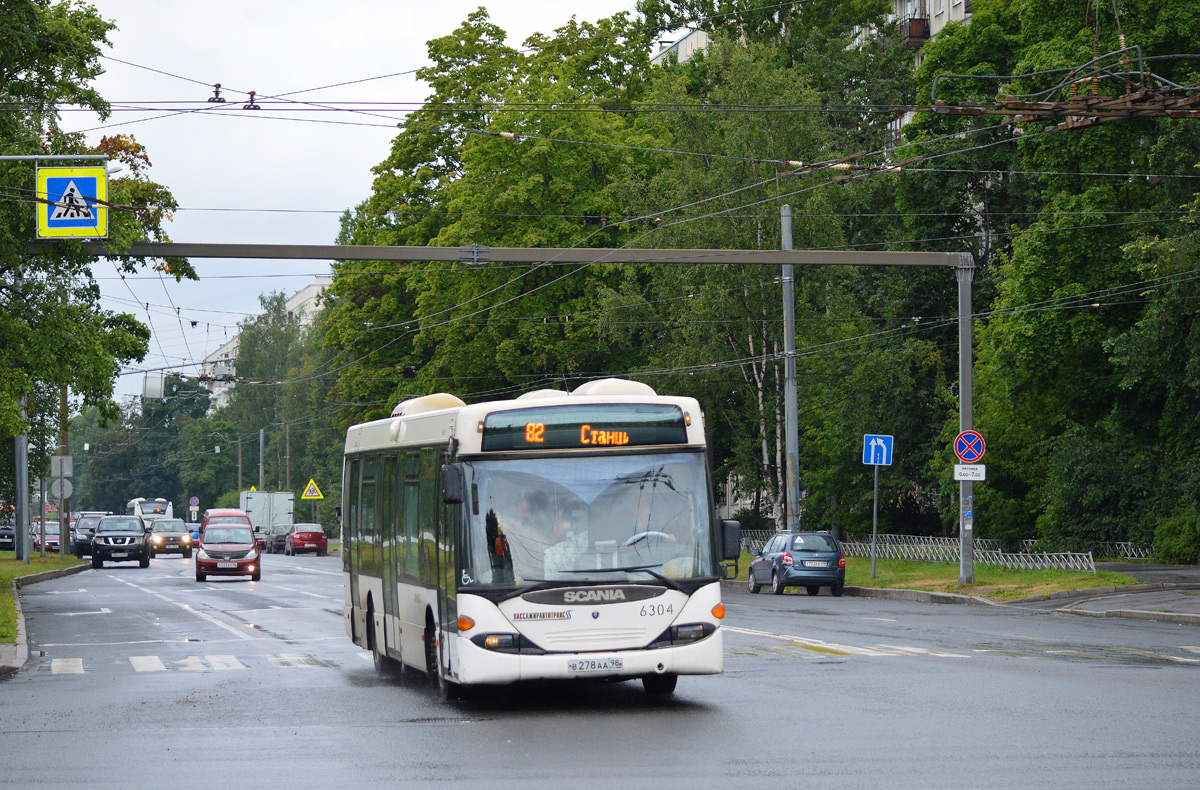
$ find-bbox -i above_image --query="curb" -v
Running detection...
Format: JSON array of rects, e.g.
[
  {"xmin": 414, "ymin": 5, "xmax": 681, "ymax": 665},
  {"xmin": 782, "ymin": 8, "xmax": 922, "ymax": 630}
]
[
  {"xmin": 1, "ymin": 564, "xmax": 89, "ymax": 680},
  {"xmin": 720, "ymin": 577, "xmax": 1200, "ymax": 625},
  {"xmin": 1058, "ymin": 608, "xmax": 1200, "ymax": 626},
  {"xmin": 1006, "ymin": 582, "xmax": 1200, "ymax": 604}
]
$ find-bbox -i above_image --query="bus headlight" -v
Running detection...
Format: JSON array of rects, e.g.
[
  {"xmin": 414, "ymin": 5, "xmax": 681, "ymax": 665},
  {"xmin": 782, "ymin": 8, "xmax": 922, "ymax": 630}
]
[{"xmin": 484, "ymin": 634, "xmax": 514, "ymax": 649}]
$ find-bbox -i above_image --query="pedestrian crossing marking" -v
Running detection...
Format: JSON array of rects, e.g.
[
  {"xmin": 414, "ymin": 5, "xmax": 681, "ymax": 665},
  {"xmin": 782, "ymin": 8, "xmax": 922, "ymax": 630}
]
[
  {"xmin": 130, "ymin": 656, "xmax": 167, "ymax": 672},
  {"xmin": 51, "ymin": 658, "xmax": 84, "ymax": 674},
  {"xmin": 175, "ymin": 656, "xmax": 208, "ymax": 671},
  {"xmin": 206, "ymin": 654, "xmax": 249, "ymax": 670}
]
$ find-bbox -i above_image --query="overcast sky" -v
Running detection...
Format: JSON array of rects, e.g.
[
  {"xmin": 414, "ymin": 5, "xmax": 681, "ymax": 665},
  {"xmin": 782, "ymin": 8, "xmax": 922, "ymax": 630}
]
[{"xmin": 78, "ymin": 0, "xmax": 639, "ymax": 400}]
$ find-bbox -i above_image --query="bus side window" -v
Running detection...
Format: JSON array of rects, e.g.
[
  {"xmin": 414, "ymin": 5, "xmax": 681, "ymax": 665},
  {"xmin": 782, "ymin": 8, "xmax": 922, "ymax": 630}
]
[
  {"xmin": 418, "ymin": 448, "xmax": 438, "ymax": 586},
  {"xmin": 403, "ymin": 452, "xmax": 420, "ymax": 579},
  {"xmin": 346, "ymin": 459, "xmax": 361, "ymax": 576},
  {"xmin": 384, "ymin": 455, "xmax": 400, "ymax": 571},
  {"xmin": 361, "ymin": 457, "xmax": 378, "ymax": 575}
]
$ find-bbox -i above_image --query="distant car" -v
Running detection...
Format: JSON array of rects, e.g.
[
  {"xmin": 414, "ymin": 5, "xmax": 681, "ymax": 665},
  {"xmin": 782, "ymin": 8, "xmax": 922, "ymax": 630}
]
[
  {"xmin": 283, "ymin": 524, "xmax": 327, "ymax": 556},
  {"xmin": 195, "ymin": 521, "xmax": 261, "ymax": 582},
  {"xmin": 187, "ymin": 523, "xmax": 201, "ymax": 544},
  {"xmin": 90, "ymin": 515, "xmax": 151, "ymax": 569},
  {"xmin": 72, "ymin": 512, "xmax": 110, "ymax": 557},
  {"xmin": 149, "ymin": 518, "xmax": 193, "ymax": 558},
  {"xmin": 31, "ymin": 525, "xmax": 62, "ymax": 553},
  {"xmin": 201, "ymin": 508, "xmax": 265, "ymax": 550},
  {"xmin": 0, "ymin": 524, "xmax": 14, "ymax": 552},
  {"xmin": 747, "ymin": 531, "xmax": 845, "ymax": 596}
]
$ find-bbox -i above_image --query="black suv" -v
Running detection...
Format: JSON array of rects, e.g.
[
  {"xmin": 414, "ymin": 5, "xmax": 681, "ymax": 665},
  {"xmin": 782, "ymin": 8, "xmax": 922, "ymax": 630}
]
[
  {"xmin": 90, "ymin": 515, "xmax": 151, "ymax": 569},
  {"xmin": 71, "ymin": 512, "xmax": 110, "ymax": 557}
]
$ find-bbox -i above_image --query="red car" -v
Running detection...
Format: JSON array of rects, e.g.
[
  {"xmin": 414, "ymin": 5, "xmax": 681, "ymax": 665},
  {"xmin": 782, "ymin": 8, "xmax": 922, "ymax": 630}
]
[
  {"xmin": 195, "ymin": 508, "xmax": 260, "ymax": 582},
  {"xmin": 283, "ymin": 524, "xmax": 327, "ymax": 556}
]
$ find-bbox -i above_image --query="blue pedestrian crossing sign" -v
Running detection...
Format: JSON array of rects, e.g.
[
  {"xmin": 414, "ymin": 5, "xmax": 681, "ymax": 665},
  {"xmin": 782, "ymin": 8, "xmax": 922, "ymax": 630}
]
[
  {"xmin": 36, "ymin": 166, "xmax": 108, "ymax": 239},
  {"xmin": 862, "ymin": 434, "xmax": 894, "ymax": 466}
]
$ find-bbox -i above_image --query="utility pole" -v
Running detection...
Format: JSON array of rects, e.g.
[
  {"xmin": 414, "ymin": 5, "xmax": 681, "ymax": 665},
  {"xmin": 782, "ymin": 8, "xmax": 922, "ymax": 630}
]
[
  {"xmin": 15, "ymin": 397, "xmax": 30, "ymax": 565},
  {"xmin": 259, "ymin": 428, "xmax": 265, "ymax": 491},
  {"xmin": 285, "ymin": 424, "xmax": 291, "ymax": 491},
  {"xmin": 781, "ymin": 205, "xmax": 801, "ymax": 531},
  {"xmin": 59, "ymin": 293, "xmax": 70, "ymax": 557},
  {"xmin": 237, "ymin": 436, "xmax": 243, "ymax": 491},
  {"xmin": 957, "ymin": 261, "xmax": 976, "ymax": 584}
]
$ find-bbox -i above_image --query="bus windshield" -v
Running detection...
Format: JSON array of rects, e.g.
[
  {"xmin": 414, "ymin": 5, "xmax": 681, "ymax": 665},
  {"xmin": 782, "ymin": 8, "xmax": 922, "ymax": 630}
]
[{"xmin": 458, "ymin": 451, "xmax": 717, "ymax": 587}]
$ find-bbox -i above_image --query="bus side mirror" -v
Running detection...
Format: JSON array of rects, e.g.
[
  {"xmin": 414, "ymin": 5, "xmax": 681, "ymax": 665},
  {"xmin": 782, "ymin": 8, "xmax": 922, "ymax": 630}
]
[
  {"xmin": 720, "ymin": 519, "xmax": 741, "ymax": 561},
  {"xmin": 441, "ymin": 463, "xmax": 464, "ymax": 505}
]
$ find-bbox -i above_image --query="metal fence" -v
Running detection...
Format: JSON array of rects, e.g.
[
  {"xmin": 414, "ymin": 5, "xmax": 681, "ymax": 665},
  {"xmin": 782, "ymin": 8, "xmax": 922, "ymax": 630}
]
[
  {"xmin": 743, "ymin": 531, "xmax": 1097, "ymax": 572},
  {"xmin": 1021, "ymin": 539, "xmax": 1152, "ymax": 560}
]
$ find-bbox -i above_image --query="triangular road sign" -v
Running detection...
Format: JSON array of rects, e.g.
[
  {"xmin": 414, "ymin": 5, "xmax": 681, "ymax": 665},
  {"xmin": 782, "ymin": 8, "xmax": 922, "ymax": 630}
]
[
  {"xmin": 301, "ymin": 479, "xmax": 324, "ymax": 500},
  {"xmin": 49, "ymin": 181, "xmax": 95, "ymax": 220}
]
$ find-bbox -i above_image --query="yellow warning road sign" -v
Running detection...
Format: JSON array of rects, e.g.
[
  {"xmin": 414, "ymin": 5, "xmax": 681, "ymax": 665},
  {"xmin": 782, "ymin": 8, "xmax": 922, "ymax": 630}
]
[{"xmin": 301, "ymin": 479, "xmax": 324, "ymax": 500}]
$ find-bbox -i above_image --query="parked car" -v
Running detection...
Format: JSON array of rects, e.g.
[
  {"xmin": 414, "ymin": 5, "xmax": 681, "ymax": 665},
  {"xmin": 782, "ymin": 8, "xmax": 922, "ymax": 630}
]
[
  {"xmin": 149, "ymin": 518, "xmax": 193, "ymax": 558},
  {"xmin": 283, "ymin": 524, "xmax": 327, "ymax": 556},
  {"xmin": 195, "ymin": 520, "xmax": 261, "ymax": 582},
  {"xmin": 747, "ymin": 531, "xmax": 845, "ymax": 596},
  {"xmin": 0, "ymin": 523, "xmax": 14, "ymax": 552},
  {"xmin": 90, "ymin": 515, "xmax": 151, "ymax": 569},
  {"xmin": 72, "ymin": 512, "xmax": 110, "ymax": 557}
]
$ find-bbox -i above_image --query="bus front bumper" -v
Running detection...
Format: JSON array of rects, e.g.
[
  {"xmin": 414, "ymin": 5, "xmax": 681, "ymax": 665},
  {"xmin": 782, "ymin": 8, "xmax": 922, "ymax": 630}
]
[{"xmin": 450, "ymin": 628, "xmax": 724, "ymax": 686}]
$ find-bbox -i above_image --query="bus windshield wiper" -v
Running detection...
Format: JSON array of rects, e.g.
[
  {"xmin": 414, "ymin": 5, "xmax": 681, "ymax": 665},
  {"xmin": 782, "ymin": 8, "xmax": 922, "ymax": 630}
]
[
  {"xmin": 498, "ymin": 579, "xmax": 562, "ymax": 602},
  {"xmin": 561, "ymin": 565, "xmax": 684, "ymax": 592}
]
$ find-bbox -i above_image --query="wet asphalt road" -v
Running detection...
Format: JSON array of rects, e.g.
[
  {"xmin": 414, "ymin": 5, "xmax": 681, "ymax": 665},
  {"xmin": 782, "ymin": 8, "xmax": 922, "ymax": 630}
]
[{"xmin": 3, "ymin": 553, "xmax": 1199, "ymax": 789}]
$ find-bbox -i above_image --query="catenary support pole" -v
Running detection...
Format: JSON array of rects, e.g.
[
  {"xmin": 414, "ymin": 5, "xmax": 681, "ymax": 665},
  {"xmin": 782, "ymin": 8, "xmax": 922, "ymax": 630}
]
[
  {"xmin": 781, "ymin": 205, "xmax": 801, "ymax": 531},
  {"xmin": 259, "ymin": 428, "xmax": 265, "ymax": 491},
  {"xmin": 957, "ymin": 260, "xmax": 976, "ymax": 584}
]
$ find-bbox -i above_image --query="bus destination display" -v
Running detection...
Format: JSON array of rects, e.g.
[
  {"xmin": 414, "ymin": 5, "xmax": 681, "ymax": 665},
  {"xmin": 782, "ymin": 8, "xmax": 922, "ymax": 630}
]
[{"xmin": 481, "ymin": 404, "xmax": 688, "ymax": 452}]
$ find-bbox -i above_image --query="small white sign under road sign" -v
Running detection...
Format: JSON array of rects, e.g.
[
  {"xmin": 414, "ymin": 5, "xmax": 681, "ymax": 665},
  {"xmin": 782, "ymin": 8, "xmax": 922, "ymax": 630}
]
[{"xmin": 954, "ymin": 464, "xmax": 986, "ymax": 481}]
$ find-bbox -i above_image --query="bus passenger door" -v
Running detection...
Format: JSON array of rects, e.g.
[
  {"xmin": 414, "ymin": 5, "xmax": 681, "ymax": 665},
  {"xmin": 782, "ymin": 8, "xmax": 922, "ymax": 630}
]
[{"xmin": 426, "ymin": 449, "xmax": 457, "ymax": 678}]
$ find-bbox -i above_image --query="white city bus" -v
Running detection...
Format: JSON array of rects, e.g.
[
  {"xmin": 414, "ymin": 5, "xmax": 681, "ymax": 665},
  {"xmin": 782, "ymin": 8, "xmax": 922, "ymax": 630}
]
[
  {"xmin": 342, "ymin": 378, "xmax": 741, "ymax": 697},
  {"xmin": 126, "ymin": 497, "xmax": 173, "ymax": 525}
]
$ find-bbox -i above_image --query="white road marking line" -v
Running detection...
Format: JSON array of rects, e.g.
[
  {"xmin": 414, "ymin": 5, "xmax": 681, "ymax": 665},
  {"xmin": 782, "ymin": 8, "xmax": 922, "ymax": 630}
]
[
  {"xmin": 873, "ymin": 644, "xmax": 969, "ymax": 658},
  {"xmin": 43, "ymin": 589, "xmax": 88, "ymax": 595},
  {"xmin": 292, "ymin": 567, "xmax": 342, "ymax": 577},
  {"xmin": 175, "ymin": 656, "xmax": 208, "ymax": 671},
  {"xmin": 207, "ymin": 654, "xmax": 249, "ymax": 670},
  {"xmin": 51, "ymin": 658, "xmax": 84, "ymax": 674},
  {"xmin": 55, "ymin": 608, "xmax": 110, "ymax": 616},
  {"xmin": 279, "ymin": 653, "xmax": 325, "ymax": 667},
  {"xmin": 1180, "ymin": 646, "xmax": 1200, "ymax": 654},
  {"xmin": 114, "ymin": 577, "xmax": 263, "ymax": 641},
  {"xmin": 357, "ymin": 652, "xmax": 373, "ymax": 662},
  {"xmin": 723, "ymin": 625, "xmax": 891, "ymax": 656},
  {"xmin": 129, "ymin": 656, "xmax": 167, "ymax": 672}
]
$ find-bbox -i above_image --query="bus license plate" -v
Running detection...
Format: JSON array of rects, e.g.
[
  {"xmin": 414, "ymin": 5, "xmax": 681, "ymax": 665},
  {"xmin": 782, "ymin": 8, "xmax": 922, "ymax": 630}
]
[
  {"xmin": 568, "ymin": 657, "xmax": 622, "ymax": 673},
  {"xmin": 217, "ymin": 562, "xmax": 237, "ymax": 569},
  {"xmin": 803, "ymin": 560, "xmax": 828, "ymax": 567}
]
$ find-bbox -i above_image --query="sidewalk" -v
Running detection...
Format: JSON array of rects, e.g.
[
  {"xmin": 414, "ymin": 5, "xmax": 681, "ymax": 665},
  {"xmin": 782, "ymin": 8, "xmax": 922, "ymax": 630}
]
[{"xmin": 1, "ymin": 565, "xmax": 89, "ymax": 680}]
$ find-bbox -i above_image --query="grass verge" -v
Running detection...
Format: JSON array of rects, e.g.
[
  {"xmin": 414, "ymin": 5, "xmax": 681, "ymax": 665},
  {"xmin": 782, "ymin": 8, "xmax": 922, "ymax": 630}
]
[
  {"xmin": 1, "ymin": 554, "xmax": 87, "ymax": 643},
  {"xmin": 732, "ymin": 552, "xmax": 1141, "ymax": 601}
]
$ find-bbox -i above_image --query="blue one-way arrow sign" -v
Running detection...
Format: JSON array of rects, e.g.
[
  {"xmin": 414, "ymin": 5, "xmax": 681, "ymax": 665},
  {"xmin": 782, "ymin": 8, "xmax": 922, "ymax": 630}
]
[{"xmin": 862, "ymin": 434, "xmax": 894, "ymax": 466}]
